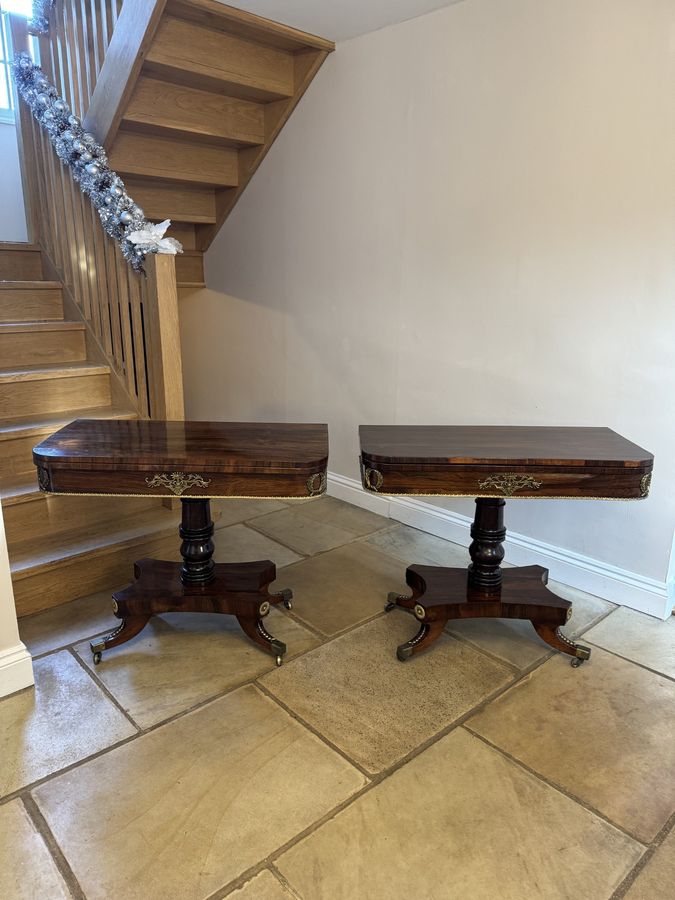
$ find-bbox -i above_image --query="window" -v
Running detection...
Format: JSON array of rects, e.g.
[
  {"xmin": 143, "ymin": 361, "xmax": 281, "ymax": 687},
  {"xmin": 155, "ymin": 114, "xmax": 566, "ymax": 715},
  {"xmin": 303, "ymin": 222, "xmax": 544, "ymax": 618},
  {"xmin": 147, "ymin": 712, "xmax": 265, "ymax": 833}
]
[{"xmin": 0, "ymin": 2, "xmax": 39, "ymax": 125}]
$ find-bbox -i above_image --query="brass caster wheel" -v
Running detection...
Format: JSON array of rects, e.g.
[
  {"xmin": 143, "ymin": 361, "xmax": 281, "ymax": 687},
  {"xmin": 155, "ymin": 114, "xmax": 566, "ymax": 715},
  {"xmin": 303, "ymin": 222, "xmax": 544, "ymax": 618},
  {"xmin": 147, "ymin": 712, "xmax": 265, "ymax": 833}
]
[
  {"xmin": 93, "ymin": 651, "xmax": 102, "ymax": 665},
  {"xmin": 384, "ymin": 601, "xmax": 396, "ymax": 612},
  {"xmin": 570, "ymin": 657, "xmax": 581, "ymax": 668},
  {"xmin": 275, "ymin": 588, "xmax": 293, "ymax": 610},
  {"xmin": 275, "ymin": 655, "xmax": 283, "ymax": 667},
  {"xmin": 396, "ymin": 645, "xmax": 413, "ymax": 662}
]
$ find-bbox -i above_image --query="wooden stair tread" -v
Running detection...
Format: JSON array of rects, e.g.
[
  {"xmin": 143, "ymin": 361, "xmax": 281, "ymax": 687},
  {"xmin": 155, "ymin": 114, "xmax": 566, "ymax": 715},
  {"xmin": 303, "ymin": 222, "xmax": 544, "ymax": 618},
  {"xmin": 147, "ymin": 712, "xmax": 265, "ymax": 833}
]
[
  {"xmin": 0, "ymin": 281, "xmax": 61, "ymax": 290},
  {"xmin": 0, "ymin": 405, "xmax": 137, "ymax": 441},
  {"xmin": 0, "ymin": 321, "xmax": 84, "ymax": 334},
  {"xmin": 124, "ymin": 177, "xmax": 217, "ymax": 224},
  {"xmin": 0, "ymin": 242, "xmax": 41, "ymax": 252},
  {"xmin": 145, "ymin": 16, "xmax": 295, "ymax": 102},
  {"xmin": 10, "ymin": 507, "xmax": 182, "ymax": 576},
  {"xmin": 167, "ymin": 0, "xmax": 334, "ymax": 51},
  {"xmin": 110, "ymin": 131, "xmax": 239, "ymax": 187},
  {"xmin": 0, "ymin": 362, "xmax": 109, "ymax": 383},
  {"xmin": 123, "ymin": 76, "xmax": 265, "ymax": 148},
  {"xmin": 0, "ymin": 473, "xmax": 42, "ymax": 505}
]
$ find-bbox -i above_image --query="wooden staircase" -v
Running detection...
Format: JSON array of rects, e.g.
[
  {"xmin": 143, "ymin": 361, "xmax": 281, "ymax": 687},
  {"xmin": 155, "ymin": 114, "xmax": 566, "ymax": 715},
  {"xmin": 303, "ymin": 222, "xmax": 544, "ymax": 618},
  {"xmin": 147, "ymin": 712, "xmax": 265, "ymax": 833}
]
[
  {"xmin": 0, "ymin": 243, "xmax": 180, "ymax": 617},
  {"xmin": 4, "ymin": 1, "xmax": 332, "ymax": 618},
  {"xmin": 94, "ymin": 0, "xmax": 334, "ymax": 290}
]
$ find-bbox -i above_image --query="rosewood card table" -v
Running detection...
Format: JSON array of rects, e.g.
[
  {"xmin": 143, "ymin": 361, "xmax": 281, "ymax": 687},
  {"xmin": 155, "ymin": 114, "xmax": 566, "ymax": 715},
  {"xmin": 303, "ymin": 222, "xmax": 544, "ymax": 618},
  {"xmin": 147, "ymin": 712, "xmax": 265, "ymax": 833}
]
[
  {"xmin": 359, "ymin": 426, "xmax": 653, "ymax": 666},
  {"xmin": 33, "ymin": 419, "xmax": 328, "ymax": 666}
]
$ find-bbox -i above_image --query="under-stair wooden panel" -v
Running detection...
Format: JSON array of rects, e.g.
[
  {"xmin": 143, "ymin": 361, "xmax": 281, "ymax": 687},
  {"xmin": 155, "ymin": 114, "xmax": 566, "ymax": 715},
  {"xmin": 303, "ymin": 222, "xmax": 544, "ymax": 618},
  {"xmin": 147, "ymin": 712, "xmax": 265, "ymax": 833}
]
[
  {"xmin": 0, "ymin": 282, "xmax": 64, "ymax": 322},
  {"xmin": 0, "ymin": 322, "xmax": 86, "ymax": 367},
  {"xmin": 100, "ymin": 1, "xmax": 333, "ymax": 259}
]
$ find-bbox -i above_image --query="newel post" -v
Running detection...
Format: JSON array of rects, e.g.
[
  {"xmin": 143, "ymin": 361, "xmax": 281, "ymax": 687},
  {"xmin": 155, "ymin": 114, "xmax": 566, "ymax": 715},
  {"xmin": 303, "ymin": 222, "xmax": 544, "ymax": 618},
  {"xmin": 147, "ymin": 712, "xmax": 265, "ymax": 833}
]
[{"xmin": 144, "ymin": 252, "xmax": 185, "ymax": 421}]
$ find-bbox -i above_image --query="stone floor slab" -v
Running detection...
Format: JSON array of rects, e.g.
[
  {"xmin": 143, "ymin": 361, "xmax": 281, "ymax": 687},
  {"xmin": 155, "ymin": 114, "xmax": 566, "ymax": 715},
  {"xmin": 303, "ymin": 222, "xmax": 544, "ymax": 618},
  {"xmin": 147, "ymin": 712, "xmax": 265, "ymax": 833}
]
[
  {"xmin": 19, "ymin": 588, "xmax": 121, "ymax": 657},
  {"xmin": 0, "ymin": 800, "xmax": 71, "ymax": 900},
  {"xmin": 251, "ymin": 500, "xmax": 368, "ymax": 556},
  {"xmin": 211, "ymin": 497, "xmax": 288, "ymax": 527},
  {"xmin": 227, "ymin": 870, "xmax": 296, "ymax": 900},
  {"xmin": 280, "ymin": 541, "xmax": 407, "ymax": 636},
  {"xmin": 365, "ymin": 523, "xmax": 469, "ymax": 567},
  {"xmin": 33, "ymin": 685, "xmax": 366, "ymax": 900},
  {"xmin": 276, "ymin": 728, "xmax": 643, "ymax": 900},
  {"xmin": 624, "ymin": 822, "xmax": 675, "ymax": 899},
  {"xmin": 583, "ymin": 606, "xmax": 675, "ymax": 680},
  {"xmin": 262, "ymin": 612, "xmax": 513, "ymax": 773},
  {"xmin": 213, "ymin": 524, "xmax": 302, "ymax": 569},
  {"xmin": 0, "ymin": 651, "xmax": 136, "ymax": 798},
  {"xmin": 74, "ymin": 609, "xmax": 320, "ymax": 728},
  {"xmin": 448, "ymin": 582, "xmax": 614, "ymax": 670},
  {"xmin": 468, "ymin": 648, "xmax": 675, "ymax": 841}
]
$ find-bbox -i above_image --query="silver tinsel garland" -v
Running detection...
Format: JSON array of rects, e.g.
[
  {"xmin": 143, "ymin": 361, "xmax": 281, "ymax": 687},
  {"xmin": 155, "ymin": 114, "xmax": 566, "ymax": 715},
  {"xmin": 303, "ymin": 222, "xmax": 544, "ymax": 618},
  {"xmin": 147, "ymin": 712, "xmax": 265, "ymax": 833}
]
[
  {"xmin": 12, "ymin": 52, "xmax": 181, "ymax": 272},
  {"xmin": 29, "ymin": 1, "xmax": 55, "ymax": 35}
]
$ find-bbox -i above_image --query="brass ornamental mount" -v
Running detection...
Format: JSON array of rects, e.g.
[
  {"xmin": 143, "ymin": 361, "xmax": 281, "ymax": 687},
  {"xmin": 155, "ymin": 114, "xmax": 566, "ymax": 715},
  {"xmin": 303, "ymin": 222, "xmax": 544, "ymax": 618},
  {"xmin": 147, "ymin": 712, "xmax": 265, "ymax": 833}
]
[
  {"xmin": 145, "ymin": 472, "xmax": 212, "ymax": 496},
  {"xmin": 640, "ymin": 472, "xmax": 652, "ymax": 498},
  {"xmin": 477, "ymin": 473, "xmax": 543, "ymax": 496},
  {"xmin": 363, "ymin": 467, "xmax": 384, "ymax": 492},
  {"xmin": 307, "ymin": 472, "xmax": 327, "ymax": 496},
  {"xmin": 37, "ymin": 466, "xmax": 51, "ymax": 492}
]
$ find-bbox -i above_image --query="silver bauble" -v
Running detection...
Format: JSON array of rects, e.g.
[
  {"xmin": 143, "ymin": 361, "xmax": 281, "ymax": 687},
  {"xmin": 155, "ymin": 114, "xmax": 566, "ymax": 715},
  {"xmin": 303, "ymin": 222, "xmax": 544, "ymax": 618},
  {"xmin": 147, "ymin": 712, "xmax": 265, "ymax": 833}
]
[
  {"xmin": 80, "ymin": 151, "xmax": 93, "ymax": 163},
  {"xmin": 85, "ymin": 163, "xmax": 101, "ymax": 176},
  {"xmin": 119, "ymin": 211, "xmax": 134, "ymax": 226},
  {"xmin": 53, "ymin": 99, "xmax": 67, "ymax": 113}
]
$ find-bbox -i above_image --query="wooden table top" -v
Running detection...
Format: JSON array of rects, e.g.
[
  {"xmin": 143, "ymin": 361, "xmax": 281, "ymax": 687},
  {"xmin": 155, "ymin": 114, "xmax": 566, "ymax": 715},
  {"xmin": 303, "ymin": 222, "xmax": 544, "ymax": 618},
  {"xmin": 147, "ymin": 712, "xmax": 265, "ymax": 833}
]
[
  {"xmin": 33, "ymin": 420, "xmax": 329, "ymax": 499},
  {"xmin": 359, "ymin": 426, "xmax": 652, "ymax": 468},
  {"xmin": 34, "ymin": 419, "xmax": 329, "ymax": 471}
]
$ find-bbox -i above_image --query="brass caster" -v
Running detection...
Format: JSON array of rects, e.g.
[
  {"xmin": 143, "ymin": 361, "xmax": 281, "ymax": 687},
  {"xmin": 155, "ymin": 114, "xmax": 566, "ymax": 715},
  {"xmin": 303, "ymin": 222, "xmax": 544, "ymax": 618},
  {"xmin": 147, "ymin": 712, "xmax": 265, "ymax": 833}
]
[
  {"xmin": 385, "ymin": 591, "xmax": 404, "ymax": 612},
  {"xmin": 93, "ymin": 651, "xmax": 102, "ymax": 665},
  {"xmin": 570, "ymin": 657, "xmax": 582, "ymax": 668},
  {"xmin": 275, "ymin": 655, "xmax": 283, "ymax": 667},
  {"xmin": 275, "ymin": 588, "xmax": 293, "ymax": 610},
  {"xmin": 396, "ymin": 644, "xmax": 413, "ymax": 662}
]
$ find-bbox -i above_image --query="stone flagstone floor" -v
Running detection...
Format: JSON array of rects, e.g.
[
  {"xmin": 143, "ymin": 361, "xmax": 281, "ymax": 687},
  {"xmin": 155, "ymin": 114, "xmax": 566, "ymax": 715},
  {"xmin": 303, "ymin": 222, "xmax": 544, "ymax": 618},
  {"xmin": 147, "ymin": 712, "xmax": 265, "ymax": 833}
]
[{"xmin": 2, "ymin": 496, "xmax": 675, "ymax": 899}]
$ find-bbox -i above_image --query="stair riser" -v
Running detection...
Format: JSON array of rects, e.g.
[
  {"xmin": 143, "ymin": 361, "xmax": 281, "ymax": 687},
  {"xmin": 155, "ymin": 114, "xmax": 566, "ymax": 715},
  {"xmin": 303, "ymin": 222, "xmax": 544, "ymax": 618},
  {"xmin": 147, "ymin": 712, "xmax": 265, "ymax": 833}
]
[
  {"xmin": 13, "ymin": 529, "xmax": 180, "ymax": 616},
  {"xmin": 0, "ymin": 432, "xmax": 52, "ymax": 476},
  {"xmin": 0, "ymin": 330, "xmax": 86, "ymax": 367},
  {"xmin": 4, "ymin": 494, "xmax": 159, "ymax": 547},
  {"xmin": 0, "ymin": 250, "xmax": 43, "ymax": 281},
  {"xmin": 0, "ymin": 290, "xmax": 64, "ymax": 322},
  {"xmin": 0, "ymin": 374, "xmax": 111, "ymax": 419}
]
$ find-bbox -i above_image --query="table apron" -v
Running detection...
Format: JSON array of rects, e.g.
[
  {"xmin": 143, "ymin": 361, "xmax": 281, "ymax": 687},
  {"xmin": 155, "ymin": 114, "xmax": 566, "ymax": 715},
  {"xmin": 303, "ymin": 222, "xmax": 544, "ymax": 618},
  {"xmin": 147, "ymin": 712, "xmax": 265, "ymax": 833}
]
[{"xmin": 360, "ymin": 463, "xmax": 652, "ymax": 499}]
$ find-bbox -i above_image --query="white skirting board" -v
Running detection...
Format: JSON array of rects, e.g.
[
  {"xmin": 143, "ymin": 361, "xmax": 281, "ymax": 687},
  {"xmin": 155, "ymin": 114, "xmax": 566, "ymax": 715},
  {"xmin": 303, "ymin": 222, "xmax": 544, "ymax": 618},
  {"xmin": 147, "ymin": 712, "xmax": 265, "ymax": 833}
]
[
  {"xmin": 0, "ymin": 642, "xmax": 34, "ymax": 698},
  {"xmin": 327, "ymin": 472, "xmax": 673, "ymax": 620}
]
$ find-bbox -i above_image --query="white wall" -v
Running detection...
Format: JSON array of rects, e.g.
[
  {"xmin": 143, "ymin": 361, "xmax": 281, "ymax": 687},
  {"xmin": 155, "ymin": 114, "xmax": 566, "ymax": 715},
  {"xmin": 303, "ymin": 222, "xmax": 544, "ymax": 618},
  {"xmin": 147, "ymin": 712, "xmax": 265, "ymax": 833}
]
[
  {"xmin": 0, "ymin": 506, "xmax": 33, "ymax": 697},
  {"xmin": 181, "ymin": 0, "xmax": 675, "ymax": 606},
  {"xmin": 0, "ymin": 122, "xmax": 28, "ymax": 242}
]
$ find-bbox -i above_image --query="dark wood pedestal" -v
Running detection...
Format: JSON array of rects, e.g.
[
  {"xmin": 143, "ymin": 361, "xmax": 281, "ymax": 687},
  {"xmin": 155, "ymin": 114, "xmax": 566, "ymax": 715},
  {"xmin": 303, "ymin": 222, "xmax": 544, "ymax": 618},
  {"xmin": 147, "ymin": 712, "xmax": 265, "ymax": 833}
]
[
  {"xmin": 91, "ymin": 498, "xmax": 292, "ymax": 665},
  {"xmin": 386, "ymin": 498, "xmax": 591, "ymax": 666}
]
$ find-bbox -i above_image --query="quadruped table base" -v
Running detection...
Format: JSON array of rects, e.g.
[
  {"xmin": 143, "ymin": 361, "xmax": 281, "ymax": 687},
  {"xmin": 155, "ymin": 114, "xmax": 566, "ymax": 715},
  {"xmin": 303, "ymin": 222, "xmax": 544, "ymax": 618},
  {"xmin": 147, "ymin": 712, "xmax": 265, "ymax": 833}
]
[
  {"xmin": 385, "ymin": 497, "xmax": 592, "ymax": 666},
  {"xmin": 91, "ymin": 498, "xmax": 292, "ymax": 666}
]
